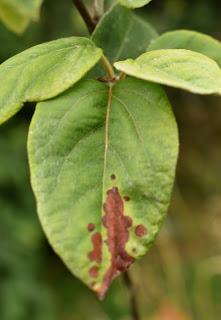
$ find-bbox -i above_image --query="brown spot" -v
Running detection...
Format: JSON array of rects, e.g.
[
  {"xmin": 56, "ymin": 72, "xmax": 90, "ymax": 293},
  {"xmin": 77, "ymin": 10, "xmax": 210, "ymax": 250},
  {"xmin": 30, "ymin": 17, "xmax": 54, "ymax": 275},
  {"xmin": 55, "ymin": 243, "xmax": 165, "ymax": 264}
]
[
  {"xmin": 97, "ymin": 187, "xmax": 134, "ymax": 299},
  {"xmin": 110, "ymin": 174, "xmax": 116, "ymax": 180},
  {"xmin": 135, "ymin": 225, "xmax": 147, "ymax": 237},
  {"xmin": 124, "ymin": 196, "xmax": 130, "ymax": 201},
  {"xmin": 88, "ymin": 232, "xmax": 102, "ymax": 264},
  {"xmin": 89, "ymin": 266, "xmax": 99, "ymax": 278},
  {"xmin": 87, "ymin": 223, "xmax": 95, "ymax": 232}
]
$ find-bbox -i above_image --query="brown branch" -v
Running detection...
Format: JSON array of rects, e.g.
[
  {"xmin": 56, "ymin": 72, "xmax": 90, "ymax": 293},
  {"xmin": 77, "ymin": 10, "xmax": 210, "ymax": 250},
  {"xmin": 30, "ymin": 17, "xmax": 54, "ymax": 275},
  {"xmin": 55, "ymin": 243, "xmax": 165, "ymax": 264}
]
[
  {"xmin": 123, "ymin": 271, "xmax": 140, "ymax": 320},
  {"xmin": 72, "ymin": 0, "xmax": 96, "ymax": 34}
]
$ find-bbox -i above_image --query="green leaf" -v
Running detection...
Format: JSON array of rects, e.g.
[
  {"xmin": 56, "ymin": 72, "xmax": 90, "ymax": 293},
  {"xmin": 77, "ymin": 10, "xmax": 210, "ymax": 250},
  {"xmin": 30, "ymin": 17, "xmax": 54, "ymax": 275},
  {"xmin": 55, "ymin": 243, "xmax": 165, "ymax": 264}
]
[
  {"xmin": 92, "ymin": 3, "xmax": 158, "ymax": 64},
  {"xmin": 0, "ymin": 37, "xmax": 102, "ymax": 125},
  {"xmin": 0, "ymin": 0, "xmax": 43, "ymax": 33},
  {"xmin": 28, "ymin": 77, "xmax": 178, "ymax": 298},
  {"xmin": 118, "ymin": 0, "xmax": 152, "ymax": 9},
  {"xmin": 148, "ymin": 29, "xmax": 221, "ymax": 68},
  {"xmin": 114, "ymin": 49, "xmax": 221, "ymax": 95}
]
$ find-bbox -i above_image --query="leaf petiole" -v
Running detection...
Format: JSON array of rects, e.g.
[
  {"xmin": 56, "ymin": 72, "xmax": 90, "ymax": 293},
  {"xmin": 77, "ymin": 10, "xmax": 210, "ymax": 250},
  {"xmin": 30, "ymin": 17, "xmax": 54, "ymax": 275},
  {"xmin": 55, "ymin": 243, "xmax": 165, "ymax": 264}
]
[{"xmin": 100, "ymin": 55, "xmax": 115, "ymax": 80}]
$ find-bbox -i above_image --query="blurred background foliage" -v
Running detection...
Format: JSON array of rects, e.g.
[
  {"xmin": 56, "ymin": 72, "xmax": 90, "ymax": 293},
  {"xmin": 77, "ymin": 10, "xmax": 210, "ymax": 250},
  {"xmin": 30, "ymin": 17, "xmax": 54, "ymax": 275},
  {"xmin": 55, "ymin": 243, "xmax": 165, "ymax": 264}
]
[{"xmin": 0, "ymin": 0, "xmax": 221, "ymax": 319}]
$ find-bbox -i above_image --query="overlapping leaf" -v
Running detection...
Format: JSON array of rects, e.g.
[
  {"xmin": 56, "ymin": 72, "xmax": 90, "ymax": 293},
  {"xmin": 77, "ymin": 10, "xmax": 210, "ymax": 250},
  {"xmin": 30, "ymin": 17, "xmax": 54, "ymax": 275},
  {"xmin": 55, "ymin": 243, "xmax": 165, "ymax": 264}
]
[
  {"xmin": 92, "ymin": 3, "xmax": 157, "ymax": 64},
  {"xmin": 114, "ymin": 49, "xmax": 221, "ymax": 95},
  {"xmin": 118, "ymin": 0, "xmax": 152, "ymax": 8},
  {"xmin": 148, "ymin": 29, "xmax": 221, "ymax": 68},
  {"xmin": 0, "ymin": 37, "xmax": 102, "ymax": 125},
  {"xmin": 0, "ymin": 0, "xmax": 43, "ymax": 33},
  {"xmin": 28, "ymin": 77, "xmax": 178, "ymax": 298}
]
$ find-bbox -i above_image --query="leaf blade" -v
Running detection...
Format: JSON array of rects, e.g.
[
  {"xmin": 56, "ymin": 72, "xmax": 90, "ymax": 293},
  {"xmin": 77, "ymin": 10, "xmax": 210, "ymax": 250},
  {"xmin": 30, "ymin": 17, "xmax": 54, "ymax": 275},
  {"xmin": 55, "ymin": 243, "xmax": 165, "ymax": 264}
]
[
  {"xmin": 114, "ymin": 49, "xmax": 221, "ymax": 95},
  {"xmin": 0, "ymin": 37, "xmax": 102, "ymax": 125},
  {"xmin": 92, "ymin": 3, "xmax": 158, "ymax": 64},
  {"xmin": 28, "ymin": 77, "xmax": 178, "ymax": 297},
  {"xmin": 148, "ymin": 29, "xmax": 221, "ymax": 68},
  {"xmin": 118, "ymin": 0, "xmax": 152, "ymax": 8}
]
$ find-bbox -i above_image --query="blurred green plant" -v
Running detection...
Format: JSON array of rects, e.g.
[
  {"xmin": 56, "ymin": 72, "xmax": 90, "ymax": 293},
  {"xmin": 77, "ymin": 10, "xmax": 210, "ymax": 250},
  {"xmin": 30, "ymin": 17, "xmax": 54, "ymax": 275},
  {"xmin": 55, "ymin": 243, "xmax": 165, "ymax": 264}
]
[{"xmin": 0, "ymin": 0, "xmax": 43, "ymax": 33}]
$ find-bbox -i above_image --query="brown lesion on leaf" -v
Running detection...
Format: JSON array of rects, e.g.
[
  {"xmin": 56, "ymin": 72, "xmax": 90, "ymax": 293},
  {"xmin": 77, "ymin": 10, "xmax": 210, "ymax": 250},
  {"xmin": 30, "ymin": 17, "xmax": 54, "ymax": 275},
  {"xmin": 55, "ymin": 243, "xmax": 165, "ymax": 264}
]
[
  {"xmin": 88, "ymin": 232, "xmax": 102, "ymax": 264},
  {"xmin": 89, "ymin": 266, "xmax": 99, "ymax": 278},
  {"xmin": 135, "ymin": 224, "xmax": 147, "ymax": 237},
  {"xmin": 88, "ymin": 231, "xmax": 102, "ymax": 280},
  {"xmin": 110, "ymin": 173, "xmax": 116, "ymax": 180},
  {"xmin": 96, "ymin": 187, "xmax": 134, "ymax": 299},
  {"xmin": 123, "ymin": 196, "xmax": 130, "ymax": 201},
  {"xmin": 87, "ymin": 223, "xmax": 95, "ymax": 232}
]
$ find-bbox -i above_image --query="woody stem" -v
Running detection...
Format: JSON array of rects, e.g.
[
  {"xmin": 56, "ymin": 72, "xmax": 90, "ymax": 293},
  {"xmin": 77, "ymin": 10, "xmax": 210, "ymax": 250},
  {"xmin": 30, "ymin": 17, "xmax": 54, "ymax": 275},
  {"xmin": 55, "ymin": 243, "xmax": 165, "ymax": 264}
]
[{"xmin": 123, "ymin": 271, "xmax": 140, "ymax": 320}]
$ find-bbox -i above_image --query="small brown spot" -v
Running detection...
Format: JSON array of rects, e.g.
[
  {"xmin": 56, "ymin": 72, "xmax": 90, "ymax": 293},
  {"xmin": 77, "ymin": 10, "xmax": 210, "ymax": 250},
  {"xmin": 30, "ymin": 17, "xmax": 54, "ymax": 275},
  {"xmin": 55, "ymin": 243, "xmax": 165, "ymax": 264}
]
[
  {"xmin": 124, "ymin": 196, "xmax": 130, "ymax": 201},
  {"xmin": 87, "ymin": 223, "xmax": 95, "ymax": 232},
  {"xmin": 88, "ymin": 232, "xmax": 102, "ymax": 263},
  {"xmin": 89, "ymin": 266, "xmax": 99, "ymax": 278},
  {"xmin": 135, "ymin": 225, "xmax": 147, "ymax": 237},
  {"xmin": 110, "ymin": 174, "xmax": 116, "ymax": 180},
  {"xmin": 132, "ymin": 248, "xmax": 137, "ymax": 253}
]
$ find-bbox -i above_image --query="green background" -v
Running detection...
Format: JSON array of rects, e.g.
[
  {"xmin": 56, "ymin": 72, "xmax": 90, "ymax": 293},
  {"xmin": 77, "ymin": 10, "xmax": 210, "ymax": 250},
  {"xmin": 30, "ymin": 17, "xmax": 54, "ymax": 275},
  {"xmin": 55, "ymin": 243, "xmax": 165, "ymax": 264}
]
[{"xmin": 0, "ymin": 0, "xmax": 221, "ymax": 319}]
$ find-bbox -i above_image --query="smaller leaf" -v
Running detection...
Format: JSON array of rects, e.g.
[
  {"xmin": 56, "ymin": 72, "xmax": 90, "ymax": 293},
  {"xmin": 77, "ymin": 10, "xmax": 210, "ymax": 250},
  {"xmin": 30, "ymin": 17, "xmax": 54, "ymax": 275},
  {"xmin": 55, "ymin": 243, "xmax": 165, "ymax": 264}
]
[
  {"xmin": 0, "ymin": 37, "xmax": 102, "ymax": 125},
  {"xmin": 0, "ymin": 0, "xmax": 43, "ymax": 33},
  {"xmin": 0, "ymin": 1, "xmax": 29, "ymax": 33},
  {"xmin": 148, "ymin": 29, "xmax": 221, "ymax": 68},
  {"xmin": 118, "ymin": 0, "xmax": 152, "ymax": 9},
  {"xmin": 92, "ymin": 3, "xmax": 158, "ymax": 64},
  {"xmin": 114, "ymin": 49, "xmax": 221, "ymax": 95}
]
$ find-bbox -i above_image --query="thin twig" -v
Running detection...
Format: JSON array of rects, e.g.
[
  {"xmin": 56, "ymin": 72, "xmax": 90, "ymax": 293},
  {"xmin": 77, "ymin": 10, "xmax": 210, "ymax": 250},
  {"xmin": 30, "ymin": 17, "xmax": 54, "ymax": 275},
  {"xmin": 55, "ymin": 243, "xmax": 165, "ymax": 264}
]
[
  {"xmin": 123, "ymin": 271, "xmax": 140, "ymax": 320},
  {"xmin": 72, "ymin": 0, "xmax": 96, "ymax": 33},
  {"xmin": 72, "ymin": 0, "xmax": 115, "ymax": 80}
]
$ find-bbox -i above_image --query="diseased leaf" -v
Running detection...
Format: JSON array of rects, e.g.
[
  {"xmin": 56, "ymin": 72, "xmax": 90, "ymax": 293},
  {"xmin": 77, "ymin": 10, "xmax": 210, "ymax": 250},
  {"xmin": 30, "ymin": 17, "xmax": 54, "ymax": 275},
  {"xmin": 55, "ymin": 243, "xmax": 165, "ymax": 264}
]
[
  {"xmin": 92, "ymin": 3, "xmax": 158, "ymax": 64},
  {"xmin": 114, "ymin": 49, "xmax": 221, "ymax": 95},
  {"xmin": 0, "ymin": 37, "xmax": 102, "ymax": 125},
  {"xmin": 148, "ymin": 29, "xmax": 221, "ymax": 68},
  {"xmin": 118, "ymin": 0, "xmax": 152, "ymax": 9},
  {"xmin": 0, "ymin": 0, "xmax": 43, "ymax": 33},
  {"xmin": 28, "ymin": 77, "xmax": 178, "ymax": 298}
]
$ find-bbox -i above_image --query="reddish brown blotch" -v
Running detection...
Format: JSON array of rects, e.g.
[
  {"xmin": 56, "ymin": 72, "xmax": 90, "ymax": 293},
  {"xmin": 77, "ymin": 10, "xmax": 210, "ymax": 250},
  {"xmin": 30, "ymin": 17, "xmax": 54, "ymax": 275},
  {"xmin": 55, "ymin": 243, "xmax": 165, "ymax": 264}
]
[
  {"xmin": 88, "ymin": 232, "xmax": 102, "ymax": 264},
  {"xmin": 135, "ymin": 224, "xmax": 147, "ymax": 237},
  {"xmin": 89, "ymin": 266, "xmax": 99, "ymax": 278},
  {"xmin": 87, "ymin": 223, "xmax": 95, "ymax": 232},
  {"xmin": 96, "ymin": 187, "xmax": 134, "ymax": 299}
]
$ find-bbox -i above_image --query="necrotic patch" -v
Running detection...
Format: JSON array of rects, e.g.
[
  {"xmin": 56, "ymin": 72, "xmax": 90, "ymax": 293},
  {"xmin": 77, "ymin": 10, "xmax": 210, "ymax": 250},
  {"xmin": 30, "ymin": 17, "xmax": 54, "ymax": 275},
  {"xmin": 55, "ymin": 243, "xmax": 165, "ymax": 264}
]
[
  {"xmin": 88, "ymin": 232, "xmax": 102, "ymax": 264},
  {"xmin": 89, "ymin": 266, "xmax": 99, "ymax": 278},
  {"xmin": 135, "ymin": 224, "xmax": 147, "ymax": 237},
  {"xmin": 87, "ymin": 223, "xmax": 95, "ymax": 232},
  {"xmin": 97, "ymin": 187, "xmax": 134, "ymax": 299}
]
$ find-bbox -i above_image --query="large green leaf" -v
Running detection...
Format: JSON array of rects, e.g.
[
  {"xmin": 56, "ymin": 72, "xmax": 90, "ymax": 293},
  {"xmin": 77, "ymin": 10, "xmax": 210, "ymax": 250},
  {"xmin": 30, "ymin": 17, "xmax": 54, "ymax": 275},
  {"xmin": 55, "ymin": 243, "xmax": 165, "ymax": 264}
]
[
  {"xmin": 114, "ymin": 49, "xmax": 221, "ymax": 95},
  {"xmin": 148, "ymin": 29, "xmax": 221, "ymax": 68},
  {"xmin": 92, "ymin": 3, "xmax": 157, "ymax": 64},
  {"xmin": 0, "ymin": 0, "xmax": 43, "ymax": 33},
  {"xmin": 28, "ymin": 77, "xmax": 178, "ymax": 298},
  {"xmin": 118, "ymin": 0, "xmax": 152, "ymax": 8},
  {"xmin": 0, "ymin": 37, "xmax": 102, "ymax": 125}
]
